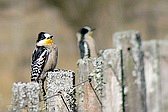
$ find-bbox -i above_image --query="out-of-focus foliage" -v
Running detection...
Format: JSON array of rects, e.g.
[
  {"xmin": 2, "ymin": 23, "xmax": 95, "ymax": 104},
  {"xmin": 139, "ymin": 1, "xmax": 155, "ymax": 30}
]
[{"xmin": 43, "ymin": 0, "xmax": 110, "ymax": 28}]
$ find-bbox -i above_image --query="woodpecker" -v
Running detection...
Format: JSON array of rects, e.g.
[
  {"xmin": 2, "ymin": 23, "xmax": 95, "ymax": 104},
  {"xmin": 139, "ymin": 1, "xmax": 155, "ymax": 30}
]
[
  {"xmin": 31, "ymin": 32, "xmax": 58, "ymax": 96},
  {"xmin": 76, "ymin": 26, "xmax": 97, "ymax": 59}
]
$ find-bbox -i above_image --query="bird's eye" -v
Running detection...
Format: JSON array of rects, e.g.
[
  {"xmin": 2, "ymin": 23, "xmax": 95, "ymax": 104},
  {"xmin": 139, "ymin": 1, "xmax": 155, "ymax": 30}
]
[
  {"xmin": 80, "ymin": 28, "xmax": 88, "ymax": 35},
  {"xmin": 47, "ymin": 36, "xmax": 53, "ymax": 39}
]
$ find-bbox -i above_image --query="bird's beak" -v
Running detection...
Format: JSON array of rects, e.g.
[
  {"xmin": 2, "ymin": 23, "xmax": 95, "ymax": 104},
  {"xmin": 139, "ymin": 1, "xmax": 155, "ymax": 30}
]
[
  {"xmin": 91, "ymin": 28, "xmax": 96, "ymax": 31},
  {"xmin": 89, "ymin": 29, "xmax": 95, "ymax": 36}
]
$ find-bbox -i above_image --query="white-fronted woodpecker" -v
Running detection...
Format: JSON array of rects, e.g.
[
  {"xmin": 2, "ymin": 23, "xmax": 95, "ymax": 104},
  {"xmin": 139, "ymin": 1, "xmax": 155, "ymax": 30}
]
[
  {"xmin": 76, "ymin": 26, "xmax": 97, "ymax": 59},
  {"xmin": 31, "ymin": 32, "xmax": 58, "ymax": 96}
]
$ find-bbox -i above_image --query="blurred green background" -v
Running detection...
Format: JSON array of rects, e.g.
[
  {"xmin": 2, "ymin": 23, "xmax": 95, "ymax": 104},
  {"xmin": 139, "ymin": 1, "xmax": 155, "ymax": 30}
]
[{"xmin": 0, "ymin": 0, "xmax": 168, "ymax": 111}]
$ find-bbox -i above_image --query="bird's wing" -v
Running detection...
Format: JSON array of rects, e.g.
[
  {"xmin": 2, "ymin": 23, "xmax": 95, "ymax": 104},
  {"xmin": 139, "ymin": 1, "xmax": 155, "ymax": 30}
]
[
  {"xmin": 31, "ymin": 46, "xmax": 49, "ymax": 81},
  {"xmin": 79, "ymin": 41, "xmax": 90, "ymax": 59}
]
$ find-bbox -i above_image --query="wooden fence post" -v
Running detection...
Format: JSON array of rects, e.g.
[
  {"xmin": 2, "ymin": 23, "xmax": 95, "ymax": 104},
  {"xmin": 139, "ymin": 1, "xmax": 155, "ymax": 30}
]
[
  {"xmin": 113, "ymin": 30, "xmax": 147, "ymax": 112},
  {"xmin": 77, "ymin": 49, "xmax": 124, "ymax": 112},
  {"xmin": 11, "ymin": 82, "xmax": 40, "ymax": 112},
  {"xmin": 77, "ymin": 58, "xmax": 103, "ymax": 112},
  {"xmin": 143, "ymin": 40, "xmax": 161, "ymax": 112},
  {"xmin": 46, "ymin": 69, "xmax": 76, "ymax": 112},
  {"xmin": 158, "ymin": 40, "xmax": 168, "ymax": 111},
  {"xmin": 11, "ymin": 69, "xmax": 76, "ymax": 112},
  {"xmin": 143, "ymin": 40, "xmax": 168, "ymax": 112},
  {"xmin": 101, "ymin": 49, "xmax": 123, "ymax": 112}
]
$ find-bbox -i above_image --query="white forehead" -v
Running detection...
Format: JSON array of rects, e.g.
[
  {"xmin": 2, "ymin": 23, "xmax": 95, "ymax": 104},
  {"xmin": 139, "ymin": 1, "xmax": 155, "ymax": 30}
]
[
  {"xmin": 44, "ymin": 33, "xmax": 51, "ymax": 38},
  {"xmin": 83, "ymin": 26, "xmax": 91, "ymax": 31}
]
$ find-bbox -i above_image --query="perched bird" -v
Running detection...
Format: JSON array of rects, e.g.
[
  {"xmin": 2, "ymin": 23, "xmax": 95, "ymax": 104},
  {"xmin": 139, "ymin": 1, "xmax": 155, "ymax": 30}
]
[
  {"xmin": 31, "ymin": 32, "xmax": 58, "ymax": 96},
  {"xmin": 76, "ymin": 26, "xmax": 97, "ymax": 59}
]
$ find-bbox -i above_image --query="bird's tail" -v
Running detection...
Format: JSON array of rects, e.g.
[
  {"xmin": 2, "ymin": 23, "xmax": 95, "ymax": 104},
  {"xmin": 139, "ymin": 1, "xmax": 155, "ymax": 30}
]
[
  {"xmin": 31, "ymin": 72, "xmax": 40, "ymax": 82},
  {"xmin": 31, "ymin": 71, "xmax": 46, "ymax": 97}
]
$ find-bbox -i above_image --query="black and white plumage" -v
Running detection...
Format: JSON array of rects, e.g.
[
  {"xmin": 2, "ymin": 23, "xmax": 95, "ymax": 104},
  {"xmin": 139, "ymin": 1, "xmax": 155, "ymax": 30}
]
[
  {"xmin": 31, "ymin": 32, "xmax": 58, "ymax": 95},
  {"xmin": 76, "ymin": 26, "xmax": 97, "ymax": 59}
]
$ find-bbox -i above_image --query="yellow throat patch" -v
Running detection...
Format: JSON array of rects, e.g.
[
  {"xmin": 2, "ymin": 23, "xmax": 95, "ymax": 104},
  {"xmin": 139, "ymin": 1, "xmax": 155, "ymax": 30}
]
[{"xmin": 44, "ymin": 39, "xmax": 53, "ymax": 45}]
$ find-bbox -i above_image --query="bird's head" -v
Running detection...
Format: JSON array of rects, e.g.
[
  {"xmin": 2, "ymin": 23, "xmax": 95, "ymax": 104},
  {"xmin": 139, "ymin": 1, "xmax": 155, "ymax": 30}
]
[
  {"xmin": 36, "ymin": 32, "xmax": 54, "ymax": 46},
  {"xmin": 76, "ymin": 26, "xmax": 95, "ymax": 42}
]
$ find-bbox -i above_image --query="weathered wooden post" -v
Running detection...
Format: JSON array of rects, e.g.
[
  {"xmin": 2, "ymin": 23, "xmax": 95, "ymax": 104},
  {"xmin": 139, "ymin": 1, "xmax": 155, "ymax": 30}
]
[
  {"xmin": 158, "ymin": 40, "xmax": 168, "ymax": 111},
  {"xmin": 143, "ymin": 40, "xmax": 168, "ymax": 112},
  {"xmin": 101, "ymin": 49, "xmax": 123, "ymax": 112},
  {"xmin": 77, "ymin": 49, "xmax": 124, "ymax": 112},
  {"xmin": 11, "ymin": 69, "xmax": 76, "ymax": 112},
  {"xmin": 113, "ymin": 30, "xmax": 147, "ymax": 112},
  {"xmin": 11, "ymin": 82, "xmax": 40, "ymax": 112},
  {"xmin": 46, "ymin": 69, "xmax": 76, "ymax": 112},
  {"xmin": 143, "ymin": 40, "xmax": 161, "ymax": 112},
  {"xmin": 77, "ymin": 58, "xmax": 103, "ymax": 112}
]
